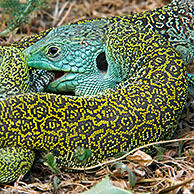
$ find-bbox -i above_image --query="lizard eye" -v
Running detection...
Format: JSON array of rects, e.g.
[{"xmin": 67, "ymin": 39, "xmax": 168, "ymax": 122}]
[{"xmin": 47, "ymin": 47, "xmax": 60, "ymax": 57}]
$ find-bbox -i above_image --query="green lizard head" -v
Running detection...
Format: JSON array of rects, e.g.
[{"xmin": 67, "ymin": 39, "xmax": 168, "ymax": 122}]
[{"xmin": 24, "ymin": 20, "xmax": 122, "ymax": 96}]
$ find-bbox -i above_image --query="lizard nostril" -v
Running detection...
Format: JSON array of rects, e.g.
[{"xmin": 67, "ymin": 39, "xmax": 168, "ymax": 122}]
[{"xmin": 96, "ymin": 52, "xmax": 108, "ymax": 72}]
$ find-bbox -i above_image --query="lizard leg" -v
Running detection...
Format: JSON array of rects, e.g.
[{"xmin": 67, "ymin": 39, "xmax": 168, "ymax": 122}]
[{"xmin": 0, "ymin": 147, "xmax": 35, "ymax": 183}]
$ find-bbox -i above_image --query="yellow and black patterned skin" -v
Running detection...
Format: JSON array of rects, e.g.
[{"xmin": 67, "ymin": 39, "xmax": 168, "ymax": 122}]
[
  {"xmin": 75, "ymin": 0, "xmax": 194, "ymax": 66},
  {"xmin": 0, "ymin": 46, "xmax": 29, "ymax": 98},
  {"xmin": 0, "ymin": 147, "xmax": 35, "ymax": 184},
  {"xmin": 0, "ymin": 47, "xmax": 36, "ymax": 183},
  {"xmin": 0, "ymin": 20, "xmax": 188, "ymax": 183}
]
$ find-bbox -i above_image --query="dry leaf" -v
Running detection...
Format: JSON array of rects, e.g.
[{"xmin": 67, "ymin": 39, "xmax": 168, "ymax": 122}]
[{"xmin": 126, "ymin": 150, "xmax": 153, "ymax": 166}]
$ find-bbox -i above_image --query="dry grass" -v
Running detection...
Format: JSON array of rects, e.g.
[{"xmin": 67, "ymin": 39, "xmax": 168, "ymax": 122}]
[{"xmin": 0, "ymin": 0, "xmax": 194, "ymax": 193}]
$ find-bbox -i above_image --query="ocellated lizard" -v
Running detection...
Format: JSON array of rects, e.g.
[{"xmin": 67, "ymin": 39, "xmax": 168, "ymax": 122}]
[
  {"xmin": 23, "ymin": 0, "xmax": 194, "ymax": 96},
  {"xmin": 0, "ymin": 0, "xmax": 192, "ymax": 183}
]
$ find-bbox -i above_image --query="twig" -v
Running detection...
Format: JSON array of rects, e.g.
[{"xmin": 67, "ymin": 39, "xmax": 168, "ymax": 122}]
[
  {"xmin": 57, "ymin": 3, "xmax": 74, "ymax": 26},
  {"xmin": 67, "ymin": 137, "xmax": 194, "ymax": 171}
]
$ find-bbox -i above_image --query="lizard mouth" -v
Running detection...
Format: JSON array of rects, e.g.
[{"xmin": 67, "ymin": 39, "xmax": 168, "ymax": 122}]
[
  {"xmin": 50, "ymin": 70, "xmax": 67, "ymax": 82},
  {"xmin": 30, "ymin": 69, "xmax": 69, "ymax": 83},
  {"xmin": 29, "ymin": 68, "xmax": 70, "ymax": 92},
  {"xmin": 29, "ymin": 69, "xmax": 76, "ymax": 95}
]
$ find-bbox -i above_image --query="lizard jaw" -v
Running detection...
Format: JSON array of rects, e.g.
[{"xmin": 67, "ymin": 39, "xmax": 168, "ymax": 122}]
[
  {"xmin": 50, "ymin": 70, "xmax": 67, "ymax": 82},
  {"xmin": 29, "ymin": 68, "xmax": 71, "ymax": 93},
  {"xmin": 45, "ymin": 71, "xmax": 77, "ymax": 94}
]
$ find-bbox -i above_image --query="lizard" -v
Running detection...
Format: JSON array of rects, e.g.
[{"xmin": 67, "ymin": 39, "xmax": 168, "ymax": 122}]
[
  {"xmin": 0, "ymin": 47, "xmax": 29, "ymax": 99},
  {"xmin": 22, "ymin": 0, "xmax": 194, "ymax": 96},
  {"xmin": 9, "ymin": 28, "xmax": 57, "ymax": 93},
  {"xmin": 0, "ymin": 11, "xmax": 188, "ymax": 184},
  {"xmin": 0, "ymin": 46, "xmax": 56, "ymax": 183},
  {"xmin": 0, "ymin": 0, "xmax": 192, "ymax": 183},
  {"xmin": 0, "ymin": 45, "xmax": 55, "ymax": 98},
  {"xmin": 0, "ymin": 46, "xmax": 36, "ymax": 183}
]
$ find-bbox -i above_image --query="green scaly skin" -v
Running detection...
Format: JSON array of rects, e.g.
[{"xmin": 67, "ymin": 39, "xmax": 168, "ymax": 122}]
[
  {"xmin": 23, "ymin": 0, "xmax": 194, "ymax": 96},
  {"xmin": 0, "ymin": 21, "xmax": 188, "ymax": 183}
]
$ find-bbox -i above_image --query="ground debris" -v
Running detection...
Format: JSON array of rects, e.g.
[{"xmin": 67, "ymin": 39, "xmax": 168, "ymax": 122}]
[{"xmin": 1, "ymin": 0, "xmax": 194, "ymax": 193}]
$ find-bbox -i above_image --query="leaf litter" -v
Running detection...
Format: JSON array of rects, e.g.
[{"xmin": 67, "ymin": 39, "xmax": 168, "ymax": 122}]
[{"xmin": 1, "ymin": 0, "xmax": 194, "ymax": 193}]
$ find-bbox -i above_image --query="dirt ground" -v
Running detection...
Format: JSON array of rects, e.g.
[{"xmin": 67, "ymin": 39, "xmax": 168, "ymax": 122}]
[{"xmin": 0, "ymin": 0, "xmax": 194, "ymax": 193}]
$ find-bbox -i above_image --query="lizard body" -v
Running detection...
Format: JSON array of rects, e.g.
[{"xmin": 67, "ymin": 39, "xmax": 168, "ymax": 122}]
[
  {"xmin": 0, "ymin": 46, "xmax": 36, "ymax": 183},
  {"xmin": 0, "ymin": 47, "xmax": 29, "ymax": 99},
  {"xmin": 0, "ymin": 22, "xmax": 187, "ymax": 182},
  {"xmin": 0, "ymin": 0, "xmax": 192, "ymax": 183}
]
